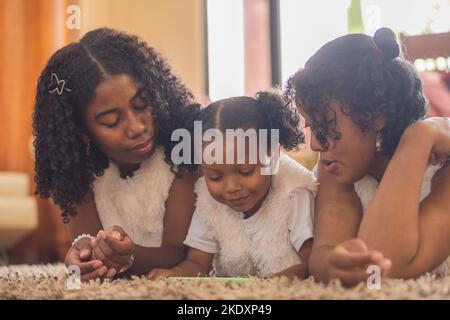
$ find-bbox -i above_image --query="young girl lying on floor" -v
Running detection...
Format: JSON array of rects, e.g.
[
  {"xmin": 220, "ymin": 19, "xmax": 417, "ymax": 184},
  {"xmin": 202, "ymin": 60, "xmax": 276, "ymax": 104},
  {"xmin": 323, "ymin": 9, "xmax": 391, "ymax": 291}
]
[
  {"xmin": 148, "ymin": 92, "xmax": 316, "ymax": 279},
  {"xmin": 286, "ymin": 27, "xmax": 450, "ymax": 286}
]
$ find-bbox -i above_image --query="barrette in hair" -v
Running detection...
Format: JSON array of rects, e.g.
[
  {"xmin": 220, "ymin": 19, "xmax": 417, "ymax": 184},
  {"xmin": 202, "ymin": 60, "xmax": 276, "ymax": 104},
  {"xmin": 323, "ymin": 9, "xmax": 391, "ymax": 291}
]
[{"xmin": 48, "ymin": 73, "xmax": 72, "ymax": 95}]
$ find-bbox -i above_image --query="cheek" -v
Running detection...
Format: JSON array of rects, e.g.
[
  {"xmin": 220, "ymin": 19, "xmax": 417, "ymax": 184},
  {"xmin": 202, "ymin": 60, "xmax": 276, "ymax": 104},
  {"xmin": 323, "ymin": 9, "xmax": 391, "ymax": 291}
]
[
  {"xmin": 141, "ymin": 110, "xmax": 157, "ymax": 133},
  {"xmin": 338, "ymin": 131, "xmax": 377, "ymax": 182},
  {"xmin": 91, "ymin": 128, "xmax": 124, "ymax": 153},
  {"xmin": 205, "ymin": 182, "xmax": 225, "ymax": 202},
  {"xmin": 247, "ymin": 175, "xmax": 271, "ymax": 196}
]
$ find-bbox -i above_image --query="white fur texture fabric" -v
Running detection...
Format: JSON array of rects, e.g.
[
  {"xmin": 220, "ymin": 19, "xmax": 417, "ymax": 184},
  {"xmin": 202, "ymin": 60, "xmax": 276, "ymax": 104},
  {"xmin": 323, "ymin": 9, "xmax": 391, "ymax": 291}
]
[
  {"xmin": 92, "ymin": 147, "xmax": 175, "ymax": 247},
  {"xmin": 194, "ymin": 154, "xmax": 317, "ymax": 277}
]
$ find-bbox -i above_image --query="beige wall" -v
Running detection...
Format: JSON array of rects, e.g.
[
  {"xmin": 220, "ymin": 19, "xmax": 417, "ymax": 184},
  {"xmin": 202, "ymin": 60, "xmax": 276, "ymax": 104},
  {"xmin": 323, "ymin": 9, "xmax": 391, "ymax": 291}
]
[{"xmin": 77, "ymin": 0, "xmax": 206, "ymax": 100}]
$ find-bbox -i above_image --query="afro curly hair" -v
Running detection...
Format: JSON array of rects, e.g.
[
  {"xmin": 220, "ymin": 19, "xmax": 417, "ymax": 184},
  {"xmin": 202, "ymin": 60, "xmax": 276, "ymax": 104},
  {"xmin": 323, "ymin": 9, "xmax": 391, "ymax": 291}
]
[
  {"xmin": 33, "ymin": 28, "xmax": 198, "ymax": 223},
  {"xmin": 183, "ymin": 90, "xmax": 304, "ymax": 172},
  {"xmin": 285, "ymin": 27, "xmax": 427, "ymax": 157}
]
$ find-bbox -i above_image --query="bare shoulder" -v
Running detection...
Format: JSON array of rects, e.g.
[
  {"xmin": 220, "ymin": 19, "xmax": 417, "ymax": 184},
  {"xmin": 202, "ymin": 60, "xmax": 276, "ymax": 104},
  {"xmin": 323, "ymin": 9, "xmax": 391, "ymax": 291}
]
[
  {"xmin": 166, "ymin": 168, "xmax": 199, "ymax": 210},
  {"xmin": 169, "ymin": 169, "xmax": 200, "ymax": 193}
]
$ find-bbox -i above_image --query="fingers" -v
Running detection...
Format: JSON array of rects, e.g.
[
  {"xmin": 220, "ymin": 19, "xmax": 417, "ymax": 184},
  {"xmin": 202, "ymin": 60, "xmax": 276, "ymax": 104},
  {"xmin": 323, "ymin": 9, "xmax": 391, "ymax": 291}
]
[
  {"xmin": 95, "ymin": 235, "xmax": 133, "ymax": 266},
  {"xmin": 73, "ymin": 237, "xmax": 94, "ymax": 261},
  {"xmin": 330, "ymin": 245, "xmax": 377, "ymax": 269},
  {"xmin": 92, "ymin": 243, "xmax": 123, "ymax": 271},
  {"xmin": 119, "ymin": 261, "xmax": 133, "ymax": 274},
  {"xmin": 101, "ymin": 231, "xmax": 134, "ymax": 255},
  {"xmin": 329, "ymin": 267, "xmax": 370, "ymax": 287},
  {"xmin": 65, "ymin": 246, "xmax": 103, "ymax": 272},
  {"xmin": 147, "ymin": 270, "xmax": 156, "ymax": 280},
  {"xmin": 66, "ymin": 259, "xmax": 103, "ymax": 274},
  {"xmin": 105, "ymin": 268, "xmax": 117, "ymax": 279},
  {"xmin": 104, "ymin": 226, "xmax": 128, "ymax": 238},
  {"xmin": 80, "ymin": 266, "xmax": 108, "ymax": 282},
  {"xmin": 147, "ymin": 269, "xmax": 170, "ymax": 280}
]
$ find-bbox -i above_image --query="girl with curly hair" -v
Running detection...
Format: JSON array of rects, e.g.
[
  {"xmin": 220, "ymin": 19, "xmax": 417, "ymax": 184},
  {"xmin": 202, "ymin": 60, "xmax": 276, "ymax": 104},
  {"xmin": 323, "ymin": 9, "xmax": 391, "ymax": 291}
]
[
  {"xmin": 148, "ymin": 91, "xmax": 317, "ymax": 279},
  {"xmin": 286, "ymin": 27, "xmax": 450, "ymax": 286},
  {"xmin": 33, "ymin": 28, "xmax": 199, "ymax": 281}
]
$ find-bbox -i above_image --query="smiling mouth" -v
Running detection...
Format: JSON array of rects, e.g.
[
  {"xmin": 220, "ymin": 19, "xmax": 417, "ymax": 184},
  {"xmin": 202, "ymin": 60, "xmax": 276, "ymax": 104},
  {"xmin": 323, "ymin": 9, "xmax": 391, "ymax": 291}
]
[{"xmin": 227, "ymin": 195, "xmax": 250, "ymax": 204}]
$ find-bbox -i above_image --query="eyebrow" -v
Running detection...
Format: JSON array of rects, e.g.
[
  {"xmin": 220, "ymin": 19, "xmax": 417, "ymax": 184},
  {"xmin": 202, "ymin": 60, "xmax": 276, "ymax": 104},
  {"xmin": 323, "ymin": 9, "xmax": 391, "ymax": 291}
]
[
  {"xmin": 94, "ymin": 88, "xmax": 143, "ymax": 120},
  {"xmin": 202, "ymin": 167, "xmax": 222, "ymax": 173}
]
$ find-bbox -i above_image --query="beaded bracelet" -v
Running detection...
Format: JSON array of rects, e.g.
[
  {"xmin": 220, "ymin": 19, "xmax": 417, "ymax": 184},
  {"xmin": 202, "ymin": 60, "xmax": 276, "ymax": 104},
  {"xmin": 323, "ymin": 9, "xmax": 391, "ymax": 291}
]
[{"xmin": 71, "ymin": 233, "xmax": 93, "ymax": 247}]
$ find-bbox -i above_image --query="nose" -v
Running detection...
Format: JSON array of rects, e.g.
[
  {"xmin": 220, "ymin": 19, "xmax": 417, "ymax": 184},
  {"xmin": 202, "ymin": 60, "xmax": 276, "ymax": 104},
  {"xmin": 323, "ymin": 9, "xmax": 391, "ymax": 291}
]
[
  {"xmin": 224, "ymin": 177, "xmax": 242, "ymax": 196},
  {"xmin": 125, "ymin": 109, "xmax": 147, "ymax": 139},
  {"xmin": 310, "ymin": 132, "xmax": 328, "ymax": 152}
]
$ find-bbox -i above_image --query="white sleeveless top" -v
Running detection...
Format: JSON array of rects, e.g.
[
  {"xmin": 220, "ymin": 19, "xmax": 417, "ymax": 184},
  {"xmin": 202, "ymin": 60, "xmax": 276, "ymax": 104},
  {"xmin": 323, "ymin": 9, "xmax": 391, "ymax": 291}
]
[
  {"xmin": 92, "ymin": 147, "xmax": 175, "ymax": 247},
  {"xmin": 354, "ymin": 163, "xmax": 450, "ymax": 276},
  {"xmin": 186, "ymin": 154, "xmax": 317, "ymax": 278}
]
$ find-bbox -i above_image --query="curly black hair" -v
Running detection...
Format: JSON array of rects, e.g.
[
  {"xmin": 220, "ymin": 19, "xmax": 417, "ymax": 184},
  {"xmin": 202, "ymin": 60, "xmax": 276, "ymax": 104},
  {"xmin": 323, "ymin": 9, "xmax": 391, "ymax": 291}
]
[
  {"xmin": 33, "ymin": 28, "xmax": 197, "ymax": 223},
  {"xmin": 183, "ymin": 90, "xmax": 304, "ymax": 171},
  {"xmin": 285, "ymin": 27, "xmax": 427, "ymax": 157}
]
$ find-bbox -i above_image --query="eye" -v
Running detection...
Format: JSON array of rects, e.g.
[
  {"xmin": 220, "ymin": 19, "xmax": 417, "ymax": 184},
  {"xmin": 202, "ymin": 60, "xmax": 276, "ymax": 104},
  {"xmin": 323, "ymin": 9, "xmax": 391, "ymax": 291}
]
[
  {"xmin": 208, "ymin": 175, "xmax": 222, "ymax": 181},
  {"xmin": 106, "ymin": 123, "xmax": 118, "ymax": 128},
  {"xmin": 104, "ymin": 118, "xmax": 120, "ymax": 128},
  {"xmin": 133, "ymin": 104, "xmax": 149, "ymax": 111},
  {"xmin": 240, "ymin": 168, "xmax": 254, "ymax": 176}
]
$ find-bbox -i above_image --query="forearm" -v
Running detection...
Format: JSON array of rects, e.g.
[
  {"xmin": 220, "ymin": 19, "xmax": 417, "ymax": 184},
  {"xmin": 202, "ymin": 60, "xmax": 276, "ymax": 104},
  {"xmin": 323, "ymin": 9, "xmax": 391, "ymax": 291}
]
[
  {"xmin": 308, "ymin": 244, "xmax": 334, "ymax": 283},
  {"xmin": 272, "ymin": 263, "xmax": 308, "ymax": 279},
  {"xmin": 169, "ymin": 259, "xmax": 211, "ymax": 277},
  {"xmin": 121, "ymin": 244, "xmax": 188, "ymax": 277},
  {"xmin": 358, "ymin": 129, "xmax": 432, "ymax": 267}
]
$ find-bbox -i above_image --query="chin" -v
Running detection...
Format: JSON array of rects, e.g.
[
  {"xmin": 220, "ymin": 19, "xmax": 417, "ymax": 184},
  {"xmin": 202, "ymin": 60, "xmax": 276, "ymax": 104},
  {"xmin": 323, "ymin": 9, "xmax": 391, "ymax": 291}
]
[
  {"xmin": 227, "ymin": 201, "xmax": 251, "ymax": 213},
  {"xmin": 334, "ymin": 172, "xmax": 354, "ymax": 184}
]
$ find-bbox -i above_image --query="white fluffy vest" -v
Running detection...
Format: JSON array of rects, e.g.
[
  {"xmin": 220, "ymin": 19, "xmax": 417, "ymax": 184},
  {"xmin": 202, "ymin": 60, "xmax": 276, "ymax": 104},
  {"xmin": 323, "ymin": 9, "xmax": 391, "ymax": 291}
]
[
  {"xmin": 92, "ymin": 147, "xmax": 175, "ymax": 247},
  {"xmin": 194, "ymin": 154, "xmax": 317, "ymax": 278},
  {"xmin": 354, "ymin": 164, "xmax": 450, "ymax": 276}
]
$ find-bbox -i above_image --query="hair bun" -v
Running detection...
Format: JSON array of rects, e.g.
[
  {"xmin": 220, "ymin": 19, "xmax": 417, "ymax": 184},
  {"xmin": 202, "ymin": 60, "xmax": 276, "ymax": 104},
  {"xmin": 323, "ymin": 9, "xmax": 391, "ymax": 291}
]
[{"xmin": 373, "ymin": 27, "xmax": 400, "ymax": 59}]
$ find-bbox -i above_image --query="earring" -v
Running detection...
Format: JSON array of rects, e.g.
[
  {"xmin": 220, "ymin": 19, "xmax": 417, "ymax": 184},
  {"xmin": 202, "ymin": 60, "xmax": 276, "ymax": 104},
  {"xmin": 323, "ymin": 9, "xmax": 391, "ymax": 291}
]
[{"xmin": 376, "ymin": 131, "xmax": 382, "ymax": 152}]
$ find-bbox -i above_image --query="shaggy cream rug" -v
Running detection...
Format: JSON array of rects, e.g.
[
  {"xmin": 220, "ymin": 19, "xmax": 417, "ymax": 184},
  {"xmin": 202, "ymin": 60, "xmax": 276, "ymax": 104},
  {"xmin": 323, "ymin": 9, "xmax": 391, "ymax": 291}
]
[{"xmin": 0, "ymin": 264, "xmax": 449, "ymax": 300}]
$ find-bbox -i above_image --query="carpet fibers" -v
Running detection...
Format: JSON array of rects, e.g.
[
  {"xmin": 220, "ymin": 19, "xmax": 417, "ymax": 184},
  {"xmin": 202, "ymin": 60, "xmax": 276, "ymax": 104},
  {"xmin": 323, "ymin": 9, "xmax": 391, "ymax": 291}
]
[{"xmin": 1, "ymin": 264, "xmax": 450, "ymax": 300}]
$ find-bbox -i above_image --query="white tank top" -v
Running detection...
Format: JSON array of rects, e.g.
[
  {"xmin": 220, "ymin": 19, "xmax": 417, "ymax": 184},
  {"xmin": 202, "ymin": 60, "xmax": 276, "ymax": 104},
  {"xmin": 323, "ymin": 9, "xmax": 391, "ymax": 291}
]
[
  {"xmin": 354, "ymin": 164, "xmax": 450, "ymax": 276},
  {"xmin": 92, "ymin": 147, "xmax": 175, "ymax": 247}
]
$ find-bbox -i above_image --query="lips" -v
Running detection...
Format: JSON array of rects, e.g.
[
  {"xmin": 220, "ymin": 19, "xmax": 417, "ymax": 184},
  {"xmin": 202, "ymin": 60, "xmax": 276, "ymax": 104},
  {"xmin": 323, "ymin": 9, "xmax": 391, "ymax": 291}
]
[
  {"xmin": 322, "ymin": 159, "xmax": 339, "ymax": 173},
  {"xmin": 132, "ymin": 137, "xmax": 154, "ymax": 153},
  {"xmin": 227, "ymin": 195, "xmax": 250, "ymax": 205}
]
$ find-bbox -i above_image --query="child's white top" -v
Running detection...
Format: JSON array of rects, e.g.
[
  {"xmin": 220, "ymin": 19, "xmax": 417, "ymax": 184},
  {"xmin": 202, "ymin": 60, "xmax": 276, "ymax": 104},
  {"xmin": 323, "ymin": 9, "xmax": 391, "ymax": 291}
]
[
  {"xmin": 184, "ymin": 154, "xmax": 317, "ymax": 278},
  {"xmin": 354, "ymin": 163, "xmax": 450, "ymax": 276},
  {"xmin": 92, "ymin": 147, "xmax": 175, "ymax": 247}
]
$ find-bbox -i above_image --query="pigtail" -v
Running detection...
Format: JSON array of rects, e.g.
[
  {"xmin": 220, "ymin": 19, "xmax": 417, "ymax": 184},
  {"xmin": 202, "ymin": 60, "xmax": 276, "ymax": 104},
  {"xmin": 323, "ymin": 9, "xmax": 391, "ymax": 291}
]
[{"xmin": 255, "ymin": 90, "xmax": 304, "ymax": 151}]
